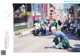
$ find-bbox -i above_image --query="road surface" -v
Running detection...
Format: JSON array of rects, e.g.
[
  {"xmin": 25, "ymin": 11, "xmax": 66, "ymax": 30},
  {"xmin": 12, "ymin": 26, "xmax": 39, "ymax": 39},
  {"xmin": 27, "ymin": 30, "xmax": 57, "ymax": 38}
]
[{"xmin": 14, "ymin": 32, "xmax": 80, "ymax": 52}]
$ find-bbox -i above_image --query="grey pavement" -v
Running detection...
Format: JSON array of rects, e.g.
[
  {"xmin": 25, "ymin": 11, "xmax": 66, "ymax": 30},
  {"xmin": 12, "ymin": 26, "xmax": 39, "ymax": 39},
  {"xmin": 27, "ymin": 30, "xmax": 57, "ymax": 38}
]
[{"xmin": 14, "ymin": 32, "xmax": 80, "ymax": 52}]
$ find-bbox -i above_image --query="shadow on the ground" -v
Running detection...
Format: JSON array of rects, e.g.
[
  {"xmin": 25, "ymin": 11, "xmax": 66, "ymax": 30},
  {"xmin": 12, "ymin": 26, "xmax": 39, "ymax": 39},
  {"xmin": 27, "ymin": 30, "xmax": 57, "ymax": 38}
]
[
  {"xmin": 44, "ymin": 46, "xmax": 55, "ymax": 49},
  {"xmin": 74, "ymin": 44, "xmax": 80, "ymax": 47},
  {"xmin": 62, "ymin": 32, "xmax": 80, "ymax": 52},
  {"xmin": 67, "ymin": 48, "xmax": 80, "ymax": 52},
  {"xmin": 64, "ymin": 32, "xmax": 79, "ymax": 40}
]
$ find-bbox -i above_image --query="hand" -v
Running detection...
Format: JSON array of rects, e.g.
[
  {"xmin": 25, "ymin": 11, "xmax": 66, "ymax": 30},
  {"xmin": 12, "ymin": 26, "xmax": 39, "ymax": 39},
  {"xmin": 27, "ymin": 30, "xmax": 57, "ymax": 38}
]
[{"xmin": 56, "ymin": 45, "xmax": 60, "ymax": 49}]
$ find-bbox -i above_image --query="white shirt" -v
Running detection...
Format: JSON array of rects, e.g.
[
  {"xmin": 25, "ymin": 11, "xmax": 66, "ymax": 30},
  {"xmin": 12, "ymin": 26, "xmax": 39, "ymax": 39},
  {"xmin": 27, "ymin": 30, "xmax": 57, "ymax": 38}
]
[{"xmin": 34, "ymin": 23, "xmax": 40, "ymax": 29}]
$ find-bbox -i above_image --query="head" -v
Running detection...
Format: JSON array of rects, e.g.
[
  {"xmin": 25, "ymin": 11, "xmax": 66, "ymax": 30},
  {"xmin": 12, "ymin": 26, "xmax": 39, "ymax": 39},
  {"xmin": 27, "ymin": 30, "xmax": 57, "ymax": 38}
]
[
  {"xmin": 53, "ymin": 19, "xmax": 56, "ymax": 22},
  {"xmin": 51, "ymin": 26, "xmax": 57, "ymax": 34}
]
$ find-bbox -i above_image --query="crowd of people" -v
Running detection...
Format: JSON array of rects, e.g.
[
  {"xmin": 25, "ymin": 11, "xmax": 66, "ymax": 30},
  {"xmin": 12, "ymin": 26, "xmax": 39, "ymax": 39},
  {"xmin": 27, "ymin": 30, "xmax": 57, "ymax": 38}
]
[
  {"xmin": 61, "ymin": 18, "xmax": 80, "ymax": 37},
  {"xmin": 32, "ymin": 19, "xmax": 57, "ymax": 36},
  {"xmin": 32, "ymin": 18, "xmax": 80, "ymax": 37},
  {"xmin": 31, "ymin": 17, "xmax": 80, "ymax": 49}
]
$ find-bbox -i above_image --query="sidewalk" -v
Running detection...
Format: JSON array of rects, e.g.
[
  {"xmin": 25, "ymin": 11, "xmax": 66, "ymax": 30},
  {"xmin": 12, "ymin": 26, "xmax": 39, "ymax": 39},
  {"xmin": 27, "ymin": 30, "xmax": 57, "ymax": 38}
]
[
  {"xmin": 14, "ymin": 28, "xmax": 33, "ymax": 36},
  {"xmin": 14, "ymin": 28, "xmax": 80, "ymax": 52},
  {"xmin": 21, "ymin": 28, "xmax": 33, "ymax": 36}
]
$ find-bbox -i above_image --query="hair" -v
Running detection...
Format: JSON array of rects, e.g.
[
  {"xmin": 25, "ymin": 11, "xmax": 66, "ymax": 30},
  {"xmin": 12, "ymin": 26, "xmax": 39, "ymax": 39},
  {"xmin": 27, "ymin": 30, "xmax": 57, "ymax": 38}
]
[{"xmin": 58, "ymin": 20, "xmax": 62, "ymax": 26}]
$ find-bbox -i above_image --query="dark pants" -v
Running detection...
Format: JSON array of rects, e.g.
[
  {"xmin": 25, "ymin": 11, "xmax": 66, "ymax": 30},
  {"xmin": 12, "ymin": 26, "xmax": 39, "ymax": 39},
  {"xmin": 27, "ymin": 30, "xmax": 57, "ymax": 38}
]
[
  {"xmin": 77, "ymin": 29, "xmax": 80, "ymax": 37},
  {"xmin": 40, "ymin": 28, "xmax": 46, "ymax": 35},
  {"xmin": 32, "ymin": 29, "xmax": 40, "ymax": 36},
  {"xmin": 70, "ymin": 29, "xmax": 75, "ymax": 35}
]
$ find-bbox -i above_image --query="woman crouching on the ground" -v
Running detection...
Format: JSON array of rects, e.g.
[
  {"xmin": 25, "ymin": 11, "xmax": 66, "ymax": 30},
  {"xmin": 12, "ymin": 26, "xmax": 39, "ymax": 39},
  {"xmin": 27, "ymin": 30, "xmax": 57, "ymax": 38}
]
[{"xmin": 51, "ymin": 26, "xmax": 71, "ymax": 49}]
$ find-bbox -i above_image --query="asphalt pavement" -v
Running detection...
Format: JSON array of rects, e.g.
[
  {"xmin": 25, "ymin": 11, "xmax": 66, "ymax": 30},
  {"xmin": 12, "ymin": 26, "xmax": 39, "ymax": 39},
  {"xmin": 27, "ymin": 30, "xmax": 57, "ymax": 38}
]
[{"xmin": 14, "ymin": 31, "xmax": 80, "ymax": 52}]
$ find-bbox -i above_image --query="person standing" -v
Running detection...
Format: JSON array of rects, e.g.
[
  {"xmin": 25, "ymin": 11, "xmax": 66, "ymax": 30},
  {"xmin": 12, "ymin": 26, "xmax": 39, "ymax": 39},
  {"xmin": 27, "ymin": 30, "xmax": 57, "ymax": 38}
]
[
  {"xmin": 57, "ymin": 20, "xmax": 62, "ymax": 31},
  {"xmin": 77, "ymin": 17, "xmax": 80, "ymax": 37},
  {"xmin": 46, "ymin": 24, "xmax": 50, "ymax": 35},
  {"xmin": 77, "ymin": 23, "xmax": 80, "ymax": 37},
  {"xmin": 70, "ymin": 21, "xmax": 75, "ymax": 35},
  {"xmin": 40, "ymin": 22, "xmax": 46, "ymax": 35}
]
